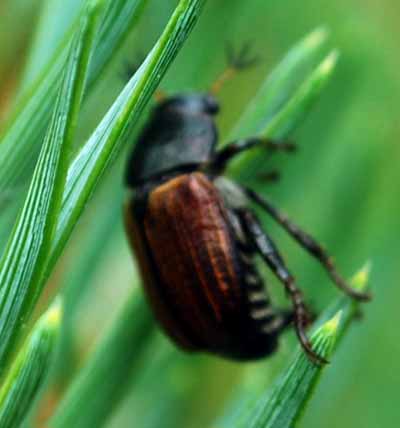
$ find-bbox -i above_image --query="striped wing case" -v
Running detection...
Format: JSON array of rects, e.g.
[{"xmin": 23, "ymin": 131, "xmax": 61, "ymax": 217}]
[{"xmin": 125, "ymin": 172, "xmax": 278, "ymax": 360}]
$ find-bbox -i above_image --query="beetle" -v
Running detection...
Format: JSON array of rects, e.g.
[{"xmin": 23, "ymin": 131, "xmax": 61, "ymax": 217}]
[{"xmin": 124, "ymin": 47, "xmax": 370, "ymax": 364}]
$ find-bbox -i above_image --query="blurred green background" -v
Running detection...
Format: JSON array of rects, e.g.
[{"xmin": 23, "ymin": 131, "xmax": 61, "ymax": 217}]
[{"xmin": 0, "ymin": 0, "xmax": 398, "ymax": 427}]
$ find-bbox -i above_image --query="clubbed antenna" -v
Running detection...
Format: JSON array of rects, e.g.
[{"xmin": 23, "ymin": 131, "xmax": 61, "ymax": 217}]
[
  {"xmin": 226, "ymin": 41, "xmax": 260, "ymax": 70},
  {"xmin": 210, "ymin": 41, "xmax": 260, "ymax": 95}
]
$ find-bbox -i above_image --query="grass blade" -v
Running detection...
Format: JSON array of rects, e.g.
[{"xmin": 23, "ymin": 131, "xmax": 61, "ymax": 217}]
[
  {"xmin": 261, "ymin": 50, "xmax": 339, "ymax": 139},
  {"xmin": 0, "ymin": 0, "xmax": 148, "ymax": 205},
  {"xmin": 43, "ymin": 0, "xmax": 207, "ymax": 290},
  {"xmin": 227, "ymin": 49, "xmax": 338, "ymax": 176},
  {"xmin": 234, "ymin": 266, "xmax": 370, "ymax": 428},
  {"xmin": 0, "ymin": 299, "xmax": 62, "ymax": 428},
  {"xmin": 0, "ymin": 0, "xmax": 103, "ymax": 373},
  {"xmin": 19, "ymin": 0, "xmax": 83, "ymax": 92},
  {"xmin": 87, "ymin": 0, "xmax": 148, "ymax": 81},
  {"xmin": 50, "ymin": 292, "xmax": 154, "ymax": 428},
  {"xmin": 230, "ymin": 27, "xmax": 328, "ymax": 140},
  {"xmin": 248, "ymin": 314, "xmax": 339, "ymax": 428}
]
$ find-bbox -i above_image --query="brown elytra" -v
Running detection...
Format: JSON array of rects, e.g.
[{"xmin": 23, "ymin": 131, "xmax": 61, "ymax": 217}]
[{"xmin": 125, "ymin": 173, "xmax": 280, "ymax": 360}]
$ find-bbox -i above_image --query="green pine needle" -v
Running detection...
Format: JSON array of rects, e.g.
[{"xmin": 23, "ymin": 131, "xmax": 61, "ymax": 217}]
[
  {"xmin": 0, "ymin": 0, "xmax": 104, "ymax": 374},
  {"xmin": 0, "ymin": 299, "xmax": 63, "ymax": 428},
  {"xmin": 232, "ymin": 265, "xmax": 370, "ymax": 428},
  {"xmin": 0, "ymin": 0, "xmax": 148, "ymax": 204},
  {"xmin": 227, "ymin": 31, "xmax": 337, "ymax": 176},
  {"xmin": 43, "ymin": 0, "xmax": 207, "ymax": 300},
  {"xmin": 231, "ymin": 27, "xmax": 329, "ymax": 140}
]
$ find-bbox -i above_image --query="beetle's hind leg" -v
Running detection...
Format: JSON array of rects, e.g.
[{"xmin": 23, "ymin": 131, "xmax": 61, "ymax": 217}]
[
  {"xmin": 209, "ymin": 137, "xmax": 296, "ymax": 174},
  {"xmin": 238, "ymin": 208, "xmax": 327, "ymax": 365},
  {"xmin": 243, "ymin": 187, "xmax": 372, "ymax": 302}
]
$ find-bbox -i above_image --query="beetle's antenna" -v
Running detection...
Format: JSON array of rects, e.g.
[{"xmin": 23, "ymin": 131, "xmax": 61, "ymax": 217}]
[
  {"xmin": 210, "ymin": 68, "xmax": 236, "ymax": 96},
  {"xmin": 210, "ymin": 41, "xmax": 260, "ymax": 95}
]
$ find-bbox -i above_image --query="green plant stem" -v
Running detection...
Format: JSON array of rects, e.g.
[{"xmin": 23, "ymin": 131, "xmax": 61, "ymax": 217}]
[
  {"xmin": 0, "ymin": 0, "xmax": 103, "ymax": 375},
  {"xmin": 231, "ymin": 266, "xmax": 370, "ymax": 428},
  {"xmin": 18, "ymin": 0, "xmax": 83, "ymax": 91},
  {"xmin": 228, "ymin": 50, "xmax": 338, "ymax": 176},
  {"xmin": 230, "ymin": 27, "xmax": 328, "ymax": 140},
  {"xmin": 0, "ymin": 299, "xmax": 62, "ymax": 428},
  {"xmin": 0, "ymin": 0, "xmax": 148, "ymax": 204},
  {"xmin": 42, "ymin": 0, "xmax": 207, "ymax": 308}
]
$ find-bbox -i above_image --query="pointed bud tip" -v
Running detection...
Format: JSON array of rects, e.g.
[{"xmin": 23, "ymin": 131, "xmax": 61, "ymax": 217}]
[
  {"xmin": 322, "ymin": 310, "xmax": 342, "ymax": 336},
  {"xmin": 305, "ymin": 27, "xmax": 329, "ymax": 49},
  {"xmin": 351, "ymin": 262, "xmax": 371, "ymax": 291},
  {"xmin": 45, "ymin": 298, "xmax": 63, "ymax": 327},
  {"xmin": 319, "ymin": 50, "xmax": 340, "ymax": 75}
]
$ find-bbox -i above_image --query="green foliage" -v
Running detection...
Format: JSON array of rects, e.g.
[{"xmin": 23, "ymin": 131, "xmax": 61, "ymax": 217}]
[
  {"xmin": 50, "ymin": 292, "xmax": 153, "ymax": 428},
  {"xmin": 227, "ymin": 29, "xmax": 337, "ymax": 176},
  {"xmin": 0, "ymin": 0, "xmax": 148, "ymax": 203},
  {"xmin": 231, "ymin": 27, "xmax": 329, "ymax": 140},
  {"xmin": 45, "ymin": 0, "xmax": 207, "ymax": 278},
  {"xmin": 237, "ymin": 267, "xmax": 369, "ymax": 428},
  {"xmin": 0, "ymin": 0, "xmax": 103, "ymax": 373},
  {"xmin": 0, "ymin": 0, "xmax": 392, "ymax": 427},
  {"xmin": 0, "ymin": 299, "xmax": 62, "ymax": 428},
  {"xmin": 0, "ymin": 0, "xmax": 207, "ymax": 425},
  {"xmin": 246, "ymin": 315, "xmax": 339, "ymax": 428}
]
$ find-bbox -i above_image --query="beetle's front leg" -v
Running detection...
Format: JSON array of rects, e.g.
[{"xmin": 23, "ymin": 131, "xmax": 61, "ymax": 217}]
[
  {"xmin": 238, "ymin": 208, "xmax": 327, "ymax": 365},
  {"xmin": 209, "ymin": 138, "xmax": 296, "ymax": 174},
  {"xmin": 243, "ymin": 187, "xmax": 372, "ymax": 302}
]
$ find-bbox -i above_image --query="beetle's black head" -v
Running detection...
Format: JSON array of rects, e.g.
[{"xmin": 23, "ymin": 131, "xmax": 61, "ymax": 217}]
[
  {"xmin": 159, "ymin": 93, "xmax": 220, "ymax": 116},
  {"xmin": 125, "ymin": 94, "xmax": 220, "ymax": 186}
]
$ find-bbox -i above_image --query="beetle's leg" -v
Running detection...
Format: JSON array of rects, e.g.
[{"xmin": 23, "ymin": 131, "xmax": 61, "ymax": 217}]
[
  {"xmin": 243, "ymin": 187, "xmax": 372, "ymax": 302},
  {"xmin": 239, "ymin": 209, "xmax": 327, "ymax": 365},
  {"xmin": 209, "ymin": 138, "xmax": 296, "ymax": 174}
]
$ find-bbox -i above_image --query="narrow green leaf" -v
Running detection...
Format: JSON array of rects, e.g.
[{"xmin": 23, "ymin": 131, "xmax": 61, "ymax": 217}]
[
  {"xmin": 50, "ymin": 292, "xmax": 154, "ymax": 428},
  {"xmin": 43, "ymin": 0, "xmax": 207, "ymax": 291},
  {"xmin": 261, "ymin": 50, "xmax": 339, "ymax": 140},
  {"xmin": 37, "ymin": 0, "xmax": 205, "ymax": 422},
  {"xmin": 248, "ymin": 314, "xmax": 340, "ymax": 428},
  {"xmin": 19, "ymin": 0, "xmax": 83, "ymax": 92},
  {"xmin": 0, "ymin": 0, "xmax": 148, "ymax": 204},
  {"xmin": 230, "ymin": 27, "xmax": 328, "ymax": 140},
  {"xmin": 235, "ymin": 265, "xmax": 370, "ymax": 428},
  {"xmin": 0, "ymin": 299, "xmax": 62, "ymax": 428},
  {"xmin": 87, "ymin": 0, "xmax": 148, "ymax": 81},
  {"xmin": 0, "ymin": 1, "xmax": 103, "ymax": 374},
  {"xmin": 227, "ymin": 50, "xmax": 338, "ymax": 176}
]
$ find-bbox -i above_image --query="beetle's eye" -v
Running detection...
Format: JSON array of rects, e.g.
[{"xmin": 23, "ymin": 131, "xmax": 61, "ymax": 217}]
[{"xmin": 204, "ymin": 96, "xmax": 220, "ymax": 115}]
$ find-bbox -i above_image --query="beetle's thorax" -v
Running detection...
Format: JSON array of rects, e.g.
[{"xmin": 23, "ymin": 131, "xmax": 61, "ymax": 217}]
[{"xmin": 125, "ymin": 94, "xmax": 220, "ymax": 187}]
